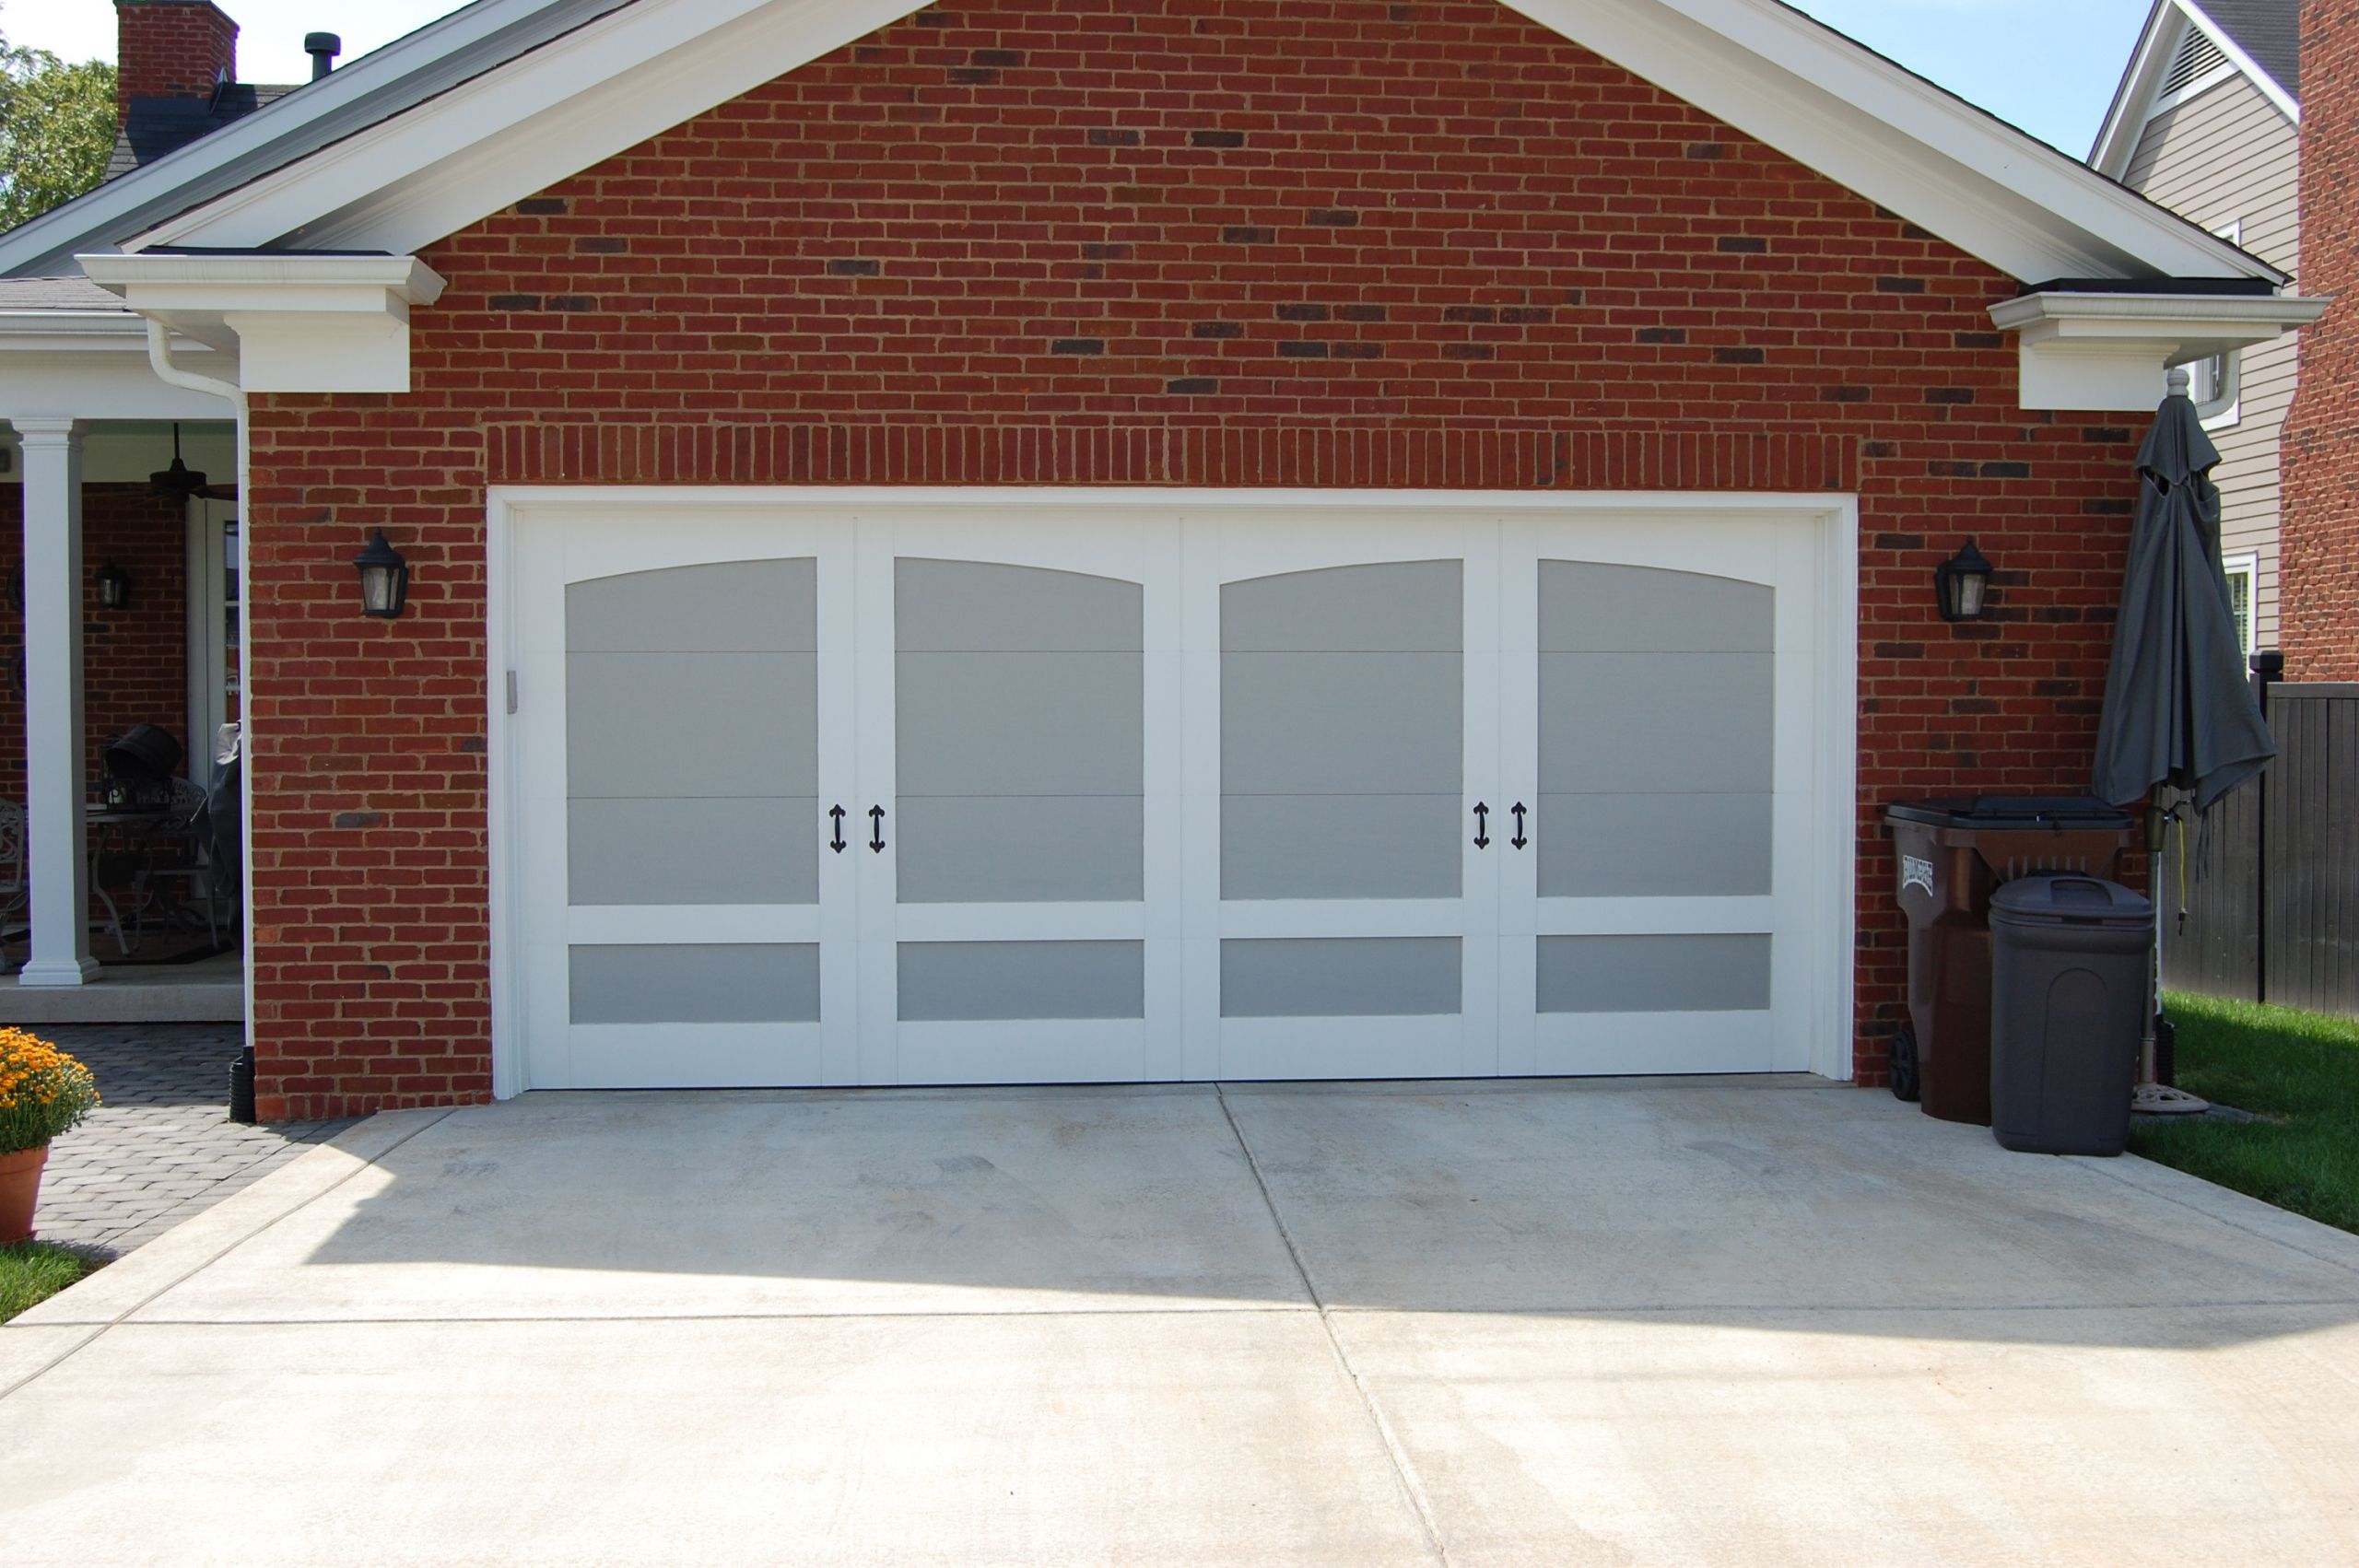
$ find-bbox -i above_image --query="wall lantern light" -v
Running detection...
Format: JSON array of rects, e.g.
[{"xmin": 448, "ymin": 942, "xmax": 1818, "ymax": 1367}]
[
  {"xmin": 96, "ymin": 560, "xmax": 131, "ymax": 611},
  {"xmin": 353, "ymin": 530, "xmax": 410, "ymax": 619},
  {"xmin": 1935, "ymin": 539, "xmax": 1995, "ymax": 624}
]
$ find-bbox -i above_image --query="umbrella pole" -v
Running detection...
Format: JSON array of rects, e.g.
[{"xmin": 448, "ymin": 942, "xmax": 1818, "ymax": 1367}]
[{"xmin": 2134, "ymin": 791, "xmax": 2209, "ymax": 1117}]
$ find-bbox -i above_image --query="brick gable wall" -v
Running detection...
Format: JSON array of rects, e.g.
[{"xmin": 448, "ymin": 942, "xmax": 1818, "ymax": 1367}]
[
  {"xmin": 244, "ymin": 0, "xmax": 2148, "ymax": 1118},
  {"xmin": 2283, "ymin": 0, "xmax": 2359, "ymax": 681}
]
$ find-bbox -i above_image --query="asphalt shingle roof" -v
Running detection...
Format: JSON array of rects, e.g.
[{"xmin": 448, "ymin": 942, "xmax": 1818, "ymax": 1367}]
[
  {"xmin": 106, "ymin": 84, "xmax": 300, "ymax": 181},
  {"xmin": 2196, "ymin": 0, "xmax": 2299, "ymax": 99},
  {"xmin": 0, "ymin": 275, "xmax": 131, "ymax": 311}
]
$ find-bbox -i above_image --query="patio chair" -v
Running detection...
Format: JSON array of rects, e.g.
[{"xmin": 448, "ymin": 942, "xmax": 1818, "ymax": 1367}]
[
  {"xmin": 1, "ymin": 800, "xmax": 130, "ymax": 962},
  {"xmin": 129, "ymin": 778, "xmax": 231, "ymax": 950}
]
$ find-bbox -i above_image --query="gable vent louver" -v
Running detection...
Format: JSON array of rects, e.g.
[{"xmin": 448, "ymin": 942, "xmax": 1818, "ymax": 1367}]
[{"xmin": 2161, "ymin": 27, "xmax": 2231, "ymax": 98}]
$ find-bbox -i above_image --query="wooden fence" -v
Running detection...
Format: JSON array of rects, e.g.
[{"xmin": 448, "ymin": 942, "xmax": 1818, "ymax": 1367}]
[{"xmin": 2158, "ymin": 681, "xmax": 2359, "ymax": 1015}]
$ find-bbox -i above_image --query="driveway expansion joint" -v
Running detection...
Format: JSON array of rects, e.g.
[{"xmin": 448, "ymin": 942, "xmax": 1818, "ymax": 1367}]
[{"xmin": 1216, "ymin": 1083, "xmax": 1454, "ymax": 1568}]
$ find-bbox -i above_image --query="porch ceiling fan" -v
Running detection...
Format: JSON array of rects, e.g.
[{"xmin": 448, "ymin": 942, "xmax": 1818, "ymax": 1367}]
[{"xmin": 149, "ymin": 423, "xmax": 235, "ymax": 501}]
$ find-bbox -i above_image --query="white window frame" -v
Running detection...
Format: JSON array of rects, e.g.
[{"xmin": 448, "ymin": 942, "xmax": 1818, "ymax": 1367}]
[{"xmin": 2222, "ymin": 550, "xmax": 2259, "ymax": 658}]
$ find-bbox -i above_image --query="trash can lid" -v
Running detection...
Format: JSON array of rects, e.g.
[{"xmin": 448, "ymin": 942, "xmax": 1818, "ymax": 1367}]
[
  {"xmin": 1885, "ymin": 795, "xmax": 2136, "ymax": 830},
  {"xmin": 1989, "ymin": 874, "xmax": 2154, "ymax": 927}
]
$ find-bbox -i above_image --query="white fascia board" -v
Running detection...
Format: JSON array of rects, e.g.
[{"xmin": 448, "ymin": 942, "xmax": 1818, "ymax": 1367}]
[
  {"xmin": 2091, "ymin": 2, "xmax": 2178, "ymax": 178},
  {"xmin": 1992, "ymin": 290, "xmax": 2327, "ymax": 410},
  {"xmin": 130, "ymin": 0, "xmax": 919, "ymax": 258},
  {"xmin": 130, "ymin": 0, "xmax": 2271, "ymax": 288},
  {"xmin": 0, "ymin": 0, "xmax": 630, "ymax": 280},
  {"xmin": 2178, "ymin": 2, "xmax": 2301, "ymax": 124},
  {"xmin": 78, "ymin": 252, "xmax": 447, "ymax": 394},
  {"xmin": 1511, "ymin": 0, "xmax": 2280, "ymax": 284}
]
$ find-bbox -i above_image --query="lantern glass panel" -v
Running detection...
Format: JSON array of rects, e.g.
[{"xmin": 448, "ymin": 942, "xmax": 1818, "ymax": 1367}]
[{"xmin": 359, "ymin": 563, "xmax": 403, "ymax": 615}]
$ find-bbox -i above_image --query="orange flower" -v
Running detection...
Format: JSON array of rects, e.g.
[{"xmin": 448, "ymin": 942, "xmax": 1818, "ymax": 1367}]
[{"xmin": 0, "ymin": 1028, "xmax": 100, "ymax": 1153}]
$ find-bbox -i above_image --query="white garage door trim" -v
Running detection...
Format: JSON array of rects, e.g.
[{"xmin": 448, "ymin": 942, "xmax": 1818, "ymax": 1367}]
[{"xmin": 486, "ymin": 486, "xmax": 1860, "ymax": 1095}]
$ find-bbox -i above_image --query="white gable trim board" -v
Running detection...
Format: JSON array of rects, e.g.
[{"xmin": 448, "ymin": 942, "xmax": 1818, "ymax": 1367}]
[
  {"xmin": 2091, "ymin": 0, "xmax": 2300, "ymax": 180},
  {"xmin": 52, "ymin": 0, "xmax": 2319, "ymax": 414},
  {"xmin": 98, "ymin": 0, "xmax": 2276, "ymax": 289},
  {"xmin": 487, "ymin": 487, "xmax": 1860, "ymax": 1094}
]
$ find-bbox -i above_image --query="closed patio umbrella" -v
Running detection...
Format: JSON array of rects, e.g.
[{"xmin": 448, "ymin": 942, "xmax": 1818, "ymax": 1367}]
[
  {"xmin": 2091, "ymin": 367, "xmax": 2275, "ymax": 1115},
  {"xmin": 2091, "ymin": 369, "xmax": 2274, "ymax": 811}
]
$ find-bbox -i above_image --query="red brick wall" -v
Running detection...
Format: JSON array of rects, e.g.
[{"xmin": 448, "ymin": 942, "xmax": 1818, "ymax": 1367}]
[
  {"xmin": 244, "ymin": 0, "xmax": 2150, "ymax": 1118},
  {"xmin": 114, "ymin": 0, "xmax": 239, "ymax": 126},
  {"xmin": 0, "ymin": 484, "xmax": 192, "ymax": 802},
  {"xmin": 2284, "ymin": 0, "xmax": 2359, "ymax": 681}
]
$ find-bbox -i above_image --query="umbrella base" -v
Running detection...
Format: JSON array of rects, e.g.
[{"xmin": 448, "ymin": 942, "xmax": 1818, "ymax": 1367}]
[{"xmin": 2132, "ymin": 1083, "xmax": 2211, "ymax": 1117}]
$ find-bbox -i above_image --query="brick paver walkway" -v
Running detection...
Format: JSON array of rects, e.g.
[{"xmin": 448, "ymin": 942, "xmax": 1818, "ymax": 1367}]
[{"xmin": 26, "ymin": 1025, "xmax": 355, "ymax": 1258}]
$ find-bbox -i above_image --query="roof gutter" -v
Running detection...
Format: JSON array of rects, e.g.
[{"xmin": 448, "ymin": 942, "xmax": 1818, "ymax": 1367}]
[
  {"xmin": 81, "ymin": 251, "xmax": 446, "ymax": 394},
  {"xmin": 1992, "ymin": 287, "xmax": 2328, "ymax": 409}
]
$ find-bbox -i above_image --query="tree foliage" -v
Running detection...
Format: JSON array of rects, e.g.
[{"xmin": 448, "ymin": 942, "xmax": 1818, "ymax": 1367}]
[{"xmin": 0, "ymin": 26, "xmax": 117, "ymax": 234}]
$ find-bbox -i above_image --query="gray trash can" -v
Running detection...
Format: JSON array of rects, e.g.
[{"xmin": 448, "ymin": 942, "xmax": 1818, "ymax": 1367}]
[{"xmin": 1988, "ymin": 875, "xmax": 2154, "ymax": 1156}]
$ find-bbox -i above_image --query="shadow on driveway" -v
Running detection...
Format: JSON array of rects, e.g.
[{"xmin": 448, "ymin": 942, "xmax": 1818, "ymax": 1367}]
[{"xmin": 124, "ymin": 1077, "xmax": 2359, "ymax": 1350}]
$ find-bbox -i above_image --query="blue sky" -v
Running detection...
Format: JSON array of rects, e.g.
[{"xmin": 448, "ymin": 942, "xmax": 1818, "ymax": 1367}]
[{"xmin": 2, "ymin": 0, "xmax": 2156, "ymax": 158}]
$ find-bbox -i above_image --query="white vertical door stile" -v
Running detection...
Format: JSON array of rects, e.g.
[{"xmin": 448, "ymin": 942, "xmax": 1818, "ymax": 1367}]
[
  {"xmin": 1498, "ymin": 511, "xmax": 1816, "ymax": 1076},
  {"xmin": 854, "ymin": 511, "xmax": 1182, "ymax": 1085},
  {"xmin": 1202, "ymin": 512, "xmax": 1501, "ymax": 1081},
  {"xmin": 513, "ymin": 508, "xmax": 857, "ymax": 1089}
]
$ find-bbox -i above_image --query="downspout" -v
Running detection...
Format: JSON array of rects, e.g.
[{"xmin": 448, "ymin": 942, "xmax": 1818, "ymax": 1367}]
[{"xmin": 143, "ymin": 321, "xmax": 257, "ymax": 1075}]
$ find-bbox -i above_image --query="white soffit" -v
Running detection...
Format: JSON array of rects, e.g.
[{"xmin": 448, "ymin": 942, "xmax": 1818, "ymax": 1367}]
[
  {"xmin": 78, "ymin": 252, "xmax": 448, "ymax": 394},
  {"xmin": 0, "ymin": 312, "xmax": 239, "ymax": 420},
  {"xmin": 123, "ymin": 0, "xmax": 2277, "ymax": 288},
  {"xmin": 1992, "ymin": 289, "xmax": 2326, "ymax": 410}
]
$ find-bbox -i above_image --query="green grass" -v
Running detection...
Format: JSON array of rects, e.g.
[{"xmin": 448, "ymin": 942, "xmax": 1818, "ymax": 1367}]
[
  {"xmin": 2129, "ymin": 991, "xmax": 2359, "ymax": 1235},
  {"xmin": 0, "ymin": 1241, "xmax": 99, "ymax": 1323}
]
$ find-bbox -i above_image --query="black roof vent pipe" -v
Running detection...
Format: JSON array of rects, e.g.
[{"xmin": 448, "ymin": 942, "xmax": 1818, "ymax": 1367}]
[{"xmin": 305, "ymin": 32, "xmax": 342, "ymax": 81}]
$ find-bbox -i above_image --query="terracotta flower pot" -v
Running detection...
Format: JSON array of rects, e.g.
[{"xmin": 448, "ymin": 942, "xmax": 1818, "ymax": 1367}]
[{"xmin": 0, "ymin": 1143, "xmax": 49, "ymax": 1246}]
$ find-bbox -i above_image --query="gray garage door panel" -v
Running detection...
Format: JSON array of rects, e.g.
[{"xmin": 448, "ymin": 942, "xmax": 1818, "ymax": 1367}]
[
  {"xmin": 1536, "ymin": 934, "xmax": 1772, "ymax": 1014},
  {"xmin": 898, "ymin": 941, "xmax": 1146, "ymax": 1021},
  {"xmin": 569, "ymin": 943, "xmax": 820, "ymax": 1024},
  {"xmin": 895, "ymin": 795, "xmax": 1144, "ymax": 904},
  {"xmin": 1534, "ymin": 791, "xmax": 1773, "ymax": 899},
  {"xmin": 1222, "ymin": 938, "xmax": 1462, "ymax": 1018},
  {"xmin": 1223, "ymin": 562, "xmax": 1463, "ymax": 907},
  {"xmin": 568, "ymin": 795, "xmax": 819, "ymax": 907}
]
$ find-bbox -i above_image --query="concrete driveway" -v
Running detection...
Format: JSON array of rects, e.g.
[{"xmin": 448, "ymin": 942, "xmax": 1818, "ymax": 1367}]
[{"xmin": 5, "ymin": 1079, "xmax": 2357, "ymax": 1565}]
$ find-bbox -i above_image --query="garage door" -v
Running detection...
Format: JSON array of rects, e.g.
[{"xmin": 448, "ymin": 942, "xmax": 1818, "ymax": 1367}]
[{"xmin": 502, "ymin": 495, "xmax": 1847, "ymax": 1089}]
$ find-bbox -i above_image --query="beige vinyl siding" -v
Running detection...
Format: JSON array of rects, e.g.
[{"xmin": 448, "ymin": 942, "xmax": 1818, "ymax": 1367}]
[{"xmin": 2123, "ymin": 71, "xmax": 2299, "ymax": 651}]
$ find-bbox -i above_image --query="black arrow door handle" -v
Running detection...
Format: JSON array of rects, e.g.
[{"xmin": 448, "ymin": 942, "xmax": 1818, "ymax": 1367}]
[
  {"xmin": 1510, "ymin": 802, "xmax": 1529, "ymax": 850},
  {"xmin": 828, "ymin": 804, "xmax": 847, "ymax": 854},
  {"xmin": 868, "ymin": 805, "xmax": 886, "ymax": 853},
  {"xmin": 1473, "ymin": 802, "xmax": 1491, "ymax": 849}
]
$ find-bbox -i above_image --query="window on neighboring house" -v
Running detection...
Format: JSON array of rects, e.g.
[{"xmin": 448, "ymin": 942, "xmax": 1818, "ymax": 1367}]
[
  {"xmin": 2222, "ymin": 552, "xmax": 2258, "ymax": 658},
  {"xmin": 2192, "ymin": 221, "xmax": 2244, "ymax": 428}
]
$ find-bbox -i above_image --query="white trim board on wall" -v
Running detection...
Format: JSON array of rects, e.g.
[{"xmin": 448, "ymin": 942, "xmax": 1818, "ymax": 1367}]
[{"xmin": 484, "ymin": 486, "xmax": 1861, "ymax": 1096}]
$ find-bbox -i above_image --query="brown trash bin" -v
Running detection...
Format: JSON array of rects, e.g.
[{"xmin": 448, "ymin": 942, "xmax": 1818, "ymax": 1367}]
[{"xmin": 1884, "ymin": 797, "xmax": 2139, "ymax": 1126}]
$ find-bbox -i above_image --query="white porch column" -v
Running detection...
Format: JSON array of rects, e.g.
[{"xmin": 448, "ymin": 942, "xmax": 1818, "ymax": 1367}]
[{"xmin": 15, "ymin": 417, "xmax": 98, "ymax": 986}]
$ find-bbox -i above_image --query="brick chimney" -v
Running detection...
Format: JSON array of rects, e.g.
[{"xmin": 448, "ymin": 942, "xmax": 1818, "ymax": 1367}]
[
  {"xmin": 114, "ymin": 1, "xmax": 241, "ymax": 131},
  {"xmin": 2283, "ymin": 0, "xmax": 2359, "ymax": 680}
]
